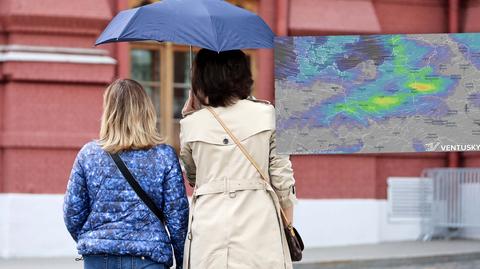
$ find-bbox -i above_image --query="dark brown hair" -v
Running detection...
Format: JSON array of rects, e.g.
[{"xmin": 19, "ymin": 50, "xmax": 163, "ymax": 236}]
[{"xmin": 191, "ymin": 49, "xmax": 253, "ymax": 107}]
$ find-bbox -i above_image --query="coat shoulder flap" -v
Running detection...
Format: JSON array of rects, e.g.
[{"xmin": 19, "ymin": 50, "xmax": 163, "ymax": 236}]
[{"xmin": 180, "ymin": 100, "xmax": 275, "ymax": 145}]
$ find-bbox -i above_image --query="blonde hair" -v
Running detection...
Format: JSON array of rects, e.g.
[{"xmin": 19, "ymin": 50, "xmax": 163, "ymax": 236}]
[{"xmin": 99, "ymin": 79, "xmax": 164, "ymax": 153}]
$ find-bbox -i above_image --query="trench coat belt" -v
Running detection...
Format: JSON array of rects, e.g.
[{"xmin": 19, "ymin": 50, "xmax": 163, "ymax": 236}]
[{"xmin": 194, "ymin": 178, "xmax": 272, "ymax": 196}]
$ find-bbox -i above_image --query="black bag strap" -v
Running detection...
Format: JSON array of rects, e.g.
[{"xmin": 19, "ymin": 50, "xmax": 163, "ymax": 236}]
[{"xmin": 108, "ymin": 152, "xmax": 165, "ymax": 225}]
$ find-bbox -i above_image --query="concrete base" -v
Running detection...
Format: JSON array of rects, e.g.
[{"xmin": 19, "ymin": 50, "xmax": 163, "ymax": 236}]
[
  {"xmin": 0, "ymin": 194, "xmax": 77, "ymax": 258},
  {"xmin": 1, "ymin": 193, "xmax": 479, "ymax": 258},
  {"xmin": 294, "ymin": 199, "xmax": 422, "ymax": 247}
]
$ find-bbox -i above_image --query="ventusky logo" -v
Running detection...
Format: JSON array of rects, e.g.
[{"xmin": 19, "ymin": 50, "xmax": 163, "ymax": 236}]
[
  {"xmin": 425, "ymin": 142, "xmax": 480, "ymax": 152},
  {"xmin": 424, "ymin": 142, "xmax": 441, "ymax": 152}
]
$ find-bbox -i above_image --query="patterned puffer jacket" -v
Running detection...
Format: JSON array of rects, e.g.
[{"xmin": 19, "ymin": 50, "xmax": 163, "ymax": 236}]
[{"xmin": 63, "ymin": 141, "xmax": 189, "ymax": 268}]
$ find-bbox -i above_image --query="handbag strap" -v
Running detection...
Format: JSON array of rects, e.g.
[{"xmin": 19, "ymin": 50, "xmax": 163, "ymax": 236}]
[
  {"xmin": 109, "ymin": 152, "xmax": 165, "ymax": 225},
  {"xmin": 206, "ymin": 106, "xmax": 291, "ymax": 226}
]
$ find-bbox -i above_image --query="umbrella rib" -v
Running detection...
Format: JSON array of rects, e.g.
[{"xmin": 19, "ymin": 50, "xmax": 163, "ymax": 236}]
[
  {"xmin": 201, "ymin": 4, "xmax": 220, "ymax": 52},
  {"xmin": 117, "ymin": 8, "xmax": 142, "ymax": 41}
]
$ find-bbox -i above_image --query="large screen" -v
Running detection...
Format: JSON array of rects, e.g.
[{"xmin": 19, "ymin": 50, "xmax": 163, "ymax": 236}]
[{"xmin": 275, "ymin": 33, "xmax": 480, "ymax": 154}]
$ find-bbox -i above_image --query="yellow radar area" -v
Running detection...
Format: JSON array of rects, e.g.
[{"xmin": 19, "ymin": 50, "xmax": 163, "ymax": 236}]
[
  {"xmin": 371, "ymin": 96, "xmax": 401, "ymax": 107},
  {"xmin": 408, "ymin": 82, "xmax": 435, "ymax": 92}
]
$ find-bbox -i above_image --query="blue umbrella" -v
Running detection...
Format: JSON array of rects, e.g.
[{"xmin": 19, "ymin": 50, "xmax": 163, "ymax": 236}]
[{"xmin": 95, "ymin": 0, "xmax": 274, "ymax": 52}]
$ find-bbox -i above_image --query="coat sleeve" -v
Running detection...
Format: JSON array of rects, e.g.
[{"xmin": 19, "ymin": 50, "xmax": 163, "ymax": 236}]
[
  {"xmin": 163, "ymin": 146, "xmax": 189, "ymax": 269},
  {"xmin": 179, "ymin": 137, "xmax": 197, "ymax": 186},
  {"xmin": 269, "ymin": 130, "xmax": 297, "ymax": 209},
  {"xmin": 63, "ymin": 149, "xmax": 90, "ymax": 242}
]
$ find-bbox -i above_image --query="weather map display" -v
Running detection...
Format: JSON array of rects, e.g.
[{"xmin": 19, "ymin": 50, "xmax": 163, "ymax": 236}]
[{"xmin": 275, "ymin": 34, "xmax": 480, "ymax": 154}]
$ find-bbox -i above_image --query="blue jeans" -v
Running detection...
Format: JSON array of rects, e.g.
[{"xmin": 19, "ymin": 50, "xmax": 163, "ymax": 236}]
[{"xmin": 83, "ymin": 255, "xmax": 167, "ymax": 269}]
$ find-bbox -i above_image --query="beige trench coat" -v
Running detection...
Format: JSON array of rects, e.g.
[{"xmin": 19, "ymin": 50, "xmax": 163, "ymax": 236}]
[{"xmin": 179, "ymin": 99, "xmax": 297, "ymax": 269}]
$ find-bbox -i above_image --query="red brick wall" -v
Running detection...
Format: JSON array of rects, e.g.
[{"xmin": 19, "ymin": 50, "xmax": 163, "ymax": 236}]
[
  {"xmin": 0, "ymin": 83, "xmax": 4, "ymax": 193},
  {"xmin": 0, "ymin": 0, "xmax": 116, "ymax": 194},
  {"xmin": 374, "ymin": 0, "xmax": 449, "ymax": 34}
]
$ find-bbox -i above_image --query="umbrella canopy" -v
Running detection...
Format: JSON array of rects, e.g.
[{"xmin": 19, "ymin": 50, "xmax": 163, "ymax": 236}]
[{"xmin": 95, "ymin": 0, "xmax": 274, "ymax": 52}]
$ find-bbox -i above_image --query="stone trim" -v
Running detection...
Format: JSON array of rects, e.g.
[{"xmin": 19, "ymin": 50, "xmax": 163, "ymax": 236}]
[{"xmin": 0, "ymin": 45, "xmax": 116, "ymax": 64}]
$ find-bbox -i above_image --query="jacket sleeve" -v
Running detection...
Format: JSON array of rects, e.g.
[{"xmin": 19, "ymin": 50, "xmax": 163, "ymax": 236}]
[
  {"xmin": 63, "ymin": 149, "xmax": 90, "ymax": 242},
  {"xmin": 269, "ymin": 130, "xmax": 297, "ymax": 209},
  {"xmin": 163, "ymin": 146, "xmax": 189, "ymax": 269},
  {"xmin": 180, "ymin": 140, "xmax": 197, "ymax": 186}
]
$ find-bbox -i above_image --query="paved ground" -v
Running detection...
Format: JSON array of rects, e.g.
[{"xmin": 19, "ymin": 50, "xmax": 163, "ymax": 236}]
[
  {"xmin": 295, "ymin": 240, "xmax": 480, "ymax": 269},
  {"xmin": 0, "ymin": 257, "xmax": 82, "ymax": 269},
  {"xmin": 1, "ymin": 240, "xmax": 480, "ymax": 269},
  {"xmin": 295, "ymin": 258, "xmax": 480, "ymax": 269}
]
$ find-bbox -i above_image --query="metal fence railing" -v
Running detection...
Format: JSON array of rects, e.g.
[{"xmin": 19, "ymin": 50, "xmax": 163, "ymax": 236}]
[{"xmin": 420, "ymin": 168, "xmax": 480, "ymax": 240}]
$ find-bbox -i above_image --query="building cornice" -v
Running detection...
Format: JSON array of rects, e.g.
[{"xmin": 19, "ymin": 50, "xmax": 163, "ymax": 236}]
[{"xmin": 0, "ymin": 45, "xmax": 116, "ymax": 64}]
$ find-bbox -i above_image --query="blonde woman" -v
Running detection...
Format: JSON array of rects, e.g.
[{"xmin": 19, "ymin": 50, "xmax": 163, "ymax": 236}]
[
  {"xmin": 63, "ymin": 79, "xmax": 188, "ymax": 269},
  {"xmin": 180, "ymin": 49, "xmax": 297, "ymax": 269}
]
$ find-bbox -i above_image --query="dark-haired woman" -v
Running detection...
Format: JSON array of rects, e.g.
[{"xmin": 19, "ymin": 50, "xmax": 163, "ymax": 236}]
[{"xmin": 179, "ymin": 49, "xmax": 297, "ymax": 269}]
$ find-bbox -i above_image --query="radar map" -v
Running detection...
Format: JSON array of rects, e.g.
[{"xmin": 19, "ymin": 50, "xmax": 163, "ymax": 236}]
[{"xmin": 275, "ymin": 34, "xmax": 480, "ymax": 154}]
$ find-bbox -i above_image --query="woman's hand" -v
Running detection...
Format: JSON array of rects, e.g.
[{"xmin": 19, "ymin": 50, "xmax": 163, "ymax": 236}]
[{"xmin": 182, "ymin": 90, "xmax": 201, "ymax": 117}]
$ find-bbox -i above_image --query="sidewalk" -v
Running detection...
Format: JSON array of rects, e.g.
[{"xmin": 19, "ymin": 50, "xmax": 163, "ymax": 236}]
[
  {"xmin": 295, "ymin": 239, "xmax": 480, "ymax": 269},
  {"xmin": 0, "ymin": 257, "xmax": 82, "ymax": 269},
  {"xmin": 1, "ymin": 240, "xmax": 480, "ymax": 269}
]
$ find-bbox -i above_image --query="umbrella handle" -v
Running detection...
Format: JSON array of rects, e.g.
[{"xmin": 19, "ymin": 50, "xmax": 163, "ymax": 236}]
[{"xmin": 189, "ymin": 45, "xmax": 193, "ymax": 89}]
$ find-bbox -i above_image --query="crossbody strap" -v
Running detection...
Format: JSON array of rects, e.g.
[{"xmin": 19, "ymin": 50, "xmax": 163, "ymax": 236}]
[
  {"xmin": 206, "ymin": 106, "xmax": 291, "ymax": 225},
  {"xmin": 109, "ymin": 152, "xmax": 165, "ymax": 225}
]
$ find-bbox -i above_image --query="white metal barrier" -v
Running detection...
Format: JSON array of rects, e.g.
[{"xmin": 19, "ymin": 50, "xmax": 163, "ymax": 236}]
[{"xmin": 421, "ymin": 168, "xmax": 480, "ymax": 240}]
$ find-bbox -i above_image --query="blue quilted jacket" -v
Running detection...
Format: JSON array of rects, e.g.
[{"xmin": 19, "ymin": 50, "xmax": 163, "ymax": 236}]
[{"xmin": 63, "ymin": 141, "xmax": 189, "ymax": 268}]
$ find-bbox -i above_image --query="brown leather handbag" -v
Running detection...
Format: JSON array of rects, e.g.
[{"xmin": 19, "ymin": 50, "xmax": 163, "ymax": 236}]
[{"xmin": 207, "ymin": 107, "xmax": 304, "ymax": 262}]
